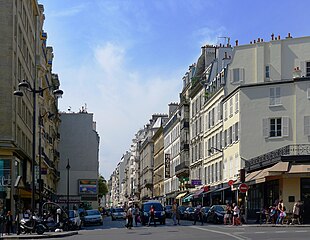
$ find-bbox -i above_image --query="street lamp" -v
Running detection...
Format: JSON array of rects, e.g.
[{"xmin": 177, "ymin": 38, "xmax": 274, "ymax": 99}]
[
  {"xmin": 66, "ymin": 158, "xmax": 71, "ymax": 215},
  {"xmin": 14, "ymin": 79, "xmax": 63, "ymax": 213}
]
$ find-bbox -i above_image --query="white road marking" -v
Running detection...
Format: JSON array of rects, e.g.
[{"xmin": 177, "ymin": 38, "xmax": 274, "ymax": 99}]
[
  {"xmin": 295, "ymin": 230, "xmax": 308, "ymax": 233},
  {"xmin": 191, "ymin": 226, "xmax": 248, "ymax": 240}
]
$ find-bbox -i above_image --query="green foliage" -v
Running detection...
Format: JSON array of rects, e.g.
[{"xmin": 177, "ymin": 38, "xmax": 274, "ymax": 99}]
[{"xmin": 98, "ymin": 175, "xmax": 108, "ymax": 197}]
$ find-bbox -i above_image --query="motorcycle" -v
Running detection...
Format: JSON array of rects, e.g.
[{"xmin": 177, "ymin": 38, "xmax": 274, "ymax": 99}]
[{"xmin": 20, "ymin": 215, "xmax": 46, "ymax": 235}]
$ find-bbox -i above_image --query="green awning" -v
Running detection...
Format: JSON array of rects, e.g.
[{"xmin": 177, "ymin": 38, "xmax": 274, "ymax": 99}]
[{"xmin": 182, "ymin": 193, "xmax": 193, "ymax": 203}]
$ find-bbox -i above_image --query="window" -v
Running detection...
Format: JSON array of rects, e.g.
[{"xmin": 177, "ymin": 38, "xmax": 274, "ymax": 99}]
[
  {"xmin": 229, "ymin": 98, "xmax": 233, "ymax": 116},
  {"xmin": 307, "ymin": 62, "xmax": 310, "ymax": 77},
  {"xmin": 263, "ymin": 117, "xmax": 289, "ymax": 138},
  {"xmin": 230, "ymin": 68, "xmax": 244, "ymax": 83},
  {"xmin": 269, "ymin": 87, "xmax": 281, "ymax": 106},
  {"xmin": 235, "ymin": 93, "xmax": 239, "ymax": 113},
  {"xmin": 234, "ymin": 122, "xmax": 239, "ymax": 141},
  {"xmin": 305, "ymin": 116, "xmax": 310, "ymax": 135},
  {"xmin": 265, "ymin": 65, "xmax": 270, "ymax": 78},
  {"xmin": 224, "ymin": 103, "xmax": 227, "ymax": 120},
  {"xmin": 270, "ymin": 118, "xmax": 281, "ymax": 137}
]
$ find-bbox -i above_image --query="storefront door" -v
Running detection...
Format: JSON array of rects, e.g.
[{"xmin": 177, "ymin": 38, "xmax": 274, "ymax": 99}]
[{"xmin": 301, "ymin": 178, "xmax": 310, "ymax": 223}]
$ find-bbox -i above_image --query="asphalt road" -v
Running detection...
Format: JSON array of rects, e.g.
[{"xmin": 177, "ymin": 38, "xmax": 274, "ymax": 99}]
[{"xmin": 49, "ymin": 216, "xmax": 310, "ymax": 240}]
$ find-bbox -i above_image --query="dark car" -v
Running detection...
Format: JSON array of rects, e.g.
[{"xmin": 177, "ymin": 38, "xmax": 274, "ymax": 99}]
[
  {"xmin": 177, "ymin": 205, "xmax": 187, "ymax": 220},
  {"xmin": 164, "ymin": 205, "xmax": 172, "ymax": 218},
  {"xmin": 184, "ymin": 207, "xmax": 195, "ymax": 220},
  {"xmin": 206, "ymin": 205, "xmax": 226, "ymax": 224},
  {"xmin": 141, "ymin": 201, "xmax": 166, "ymax": 225},
  {"xmin": 200, "ymin": 206, "xmax": 211, "ymax": 222}
]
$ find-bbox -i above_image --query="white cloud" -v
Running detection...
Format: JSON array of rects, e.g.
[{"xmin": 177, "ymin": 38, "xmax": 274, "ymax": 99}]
[
  {"xmin": 194, "ymin": 26, "xmax": 228, "ymax": 46},
  {"xmin": 49, "ymin": 4, "xmax": 86, "ymax": 17},
  {"xmin": 59, "ymin": 41, "xmax": 181, "ymax": 178}
]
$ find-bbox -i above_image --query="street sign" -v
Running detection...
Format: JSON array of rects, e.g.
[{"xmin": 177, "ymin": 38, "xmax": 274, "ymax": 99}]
[
  {"xmin": 228, "ymin": 180, "xmax": 234, "ymax": 186},
  {"xmin": 191, "ymin": 179, "xmax": 202, "ymax": 186},
  {"xmin": 238, "ymin": 183, "xmax": 249, "ymax": 193}
]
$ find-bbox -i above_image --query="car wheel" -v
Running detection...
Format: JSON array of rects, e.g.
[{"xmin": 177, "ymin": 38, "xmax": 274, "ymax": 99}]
[{"xmin": 213, "ymin": 216, "xmax": 218, "ymax": 224}]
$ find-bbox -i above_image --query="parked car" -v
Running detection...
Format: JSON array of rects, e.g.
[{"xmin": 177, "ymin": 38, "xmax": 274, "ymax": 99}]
[
  {"xmin": 177, "ymin": 205, "xmax": 187, "ymax": 220},
  {"xmin": 84, "ymin": 209, "xmax": 103, "ymax": 226},
  {"xmin": 164, "ymin": 205, "xmax": 172, "ymax": 218},
  {"xmin": 184, "ymin": 207, "xmax": 195, "ymax": 220},
  {"xmin": 141, "ymin": 200, "xmax": 166, "ymax": 225},
  {"xmin": 111, "ymin": 208, "xmax": 126, "ymax": 221},
  {"xmin": 68, "ymin": 210, "xmax": 82, "ymax": 229},
  {"xmin": 205, "ymin": 205, "xmax": 226, "ymax": 224},
  {"xmin": 200, "ymin": 206, "xmax": 211, "ymax": 222}
]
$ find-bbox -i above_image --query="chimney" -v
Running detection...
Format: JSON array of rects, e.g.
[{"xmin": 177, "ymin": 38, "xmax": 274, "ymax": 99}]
[
  {"xmin": 250, "ymin": 41, "xmax": 252, "ymax": 44},
  {"xmin": 261, "ymin": 39, "xmax": 264, "ymax": 42},
  {"xmin": 278, "ymin": 35, "xmax": 281, "ymax": 40},
  {"xmin": 235, "ymin": 40, "xmax": 238, "ymax": 46},
  {"xmin": 271, "ymin": 33, "xmax": 274, "ymax": 40},
  {"xmin": 258, "ymin": 38, "xmax": 261, "ymax": 42},
  {"xmin": 254, "ymin": 40, "xmax": 256, "ymax": 44},
  {"xmin": 287, "ymin": 32, "xmax": 292, "ymax": 38}
]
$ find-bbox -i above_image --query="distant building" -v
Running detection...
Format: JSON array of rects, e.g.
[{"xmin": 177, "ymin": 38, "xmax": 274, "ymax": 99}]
[{"xmin": 57, "ymin": 111, "xmax": 100, "ymax": 209}]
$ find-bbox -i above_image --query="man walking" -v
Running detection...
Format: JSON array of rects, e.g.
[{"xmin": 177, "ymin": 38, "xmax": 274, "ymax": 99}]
[
  {"xmin": 148, "ymin": 205, "xmax": 156, "ymax": 227},
  {"xmin": 172, "ymin": 202, "xmax": 177, "ymax": 225}
]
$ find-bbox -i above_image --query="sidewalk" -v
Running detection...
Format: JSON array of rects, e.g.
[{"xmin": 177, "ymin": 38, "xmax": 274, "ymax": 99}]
[
  {"xmin": 242, "ymin": 219, "xmax": 310, "ymax": 227},
  {"xmin": 0, "ymin": 231, "xmax": 78, "ymax": 239}
]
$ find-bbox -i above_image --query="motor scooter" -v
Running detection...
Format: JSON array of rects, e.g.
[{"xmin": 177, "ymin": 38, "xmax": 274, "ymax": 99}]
[{"xmin": 20, "ymin": 215, "xmax": 46, "ymax": 235}]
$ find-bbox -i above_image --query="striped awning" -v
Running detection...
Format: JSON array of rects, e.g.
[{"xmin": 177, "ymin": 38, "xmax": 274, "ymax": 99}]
[{"xmin": 176, "ymin": 192, "xmax": 188, "ymax": 200}]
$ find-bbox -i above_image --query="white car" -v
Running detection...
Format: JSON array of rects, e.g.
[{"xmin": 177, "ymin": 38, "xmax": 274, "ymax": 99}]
[
  {"xmin": 111, "ymin": 208, "xmax": 126, "ymax": 221},
  {"xmin": 69, "ymin": 210, "xmax": 82, "ymax": 229}
]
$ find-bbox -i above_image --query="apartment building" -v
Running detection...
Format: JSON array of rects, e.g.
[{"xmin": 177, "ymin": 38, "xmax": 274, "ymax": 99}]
[
  {"xmin": 0, "ymin": 1, "xmax": 62, "ymax": 214},
  {"xmin": 163, "ymin": 103, "xmax": 180, "ymax": 205},
  {"xmin": 57, "ymin": 111, "xmax": 100, "ymax": 209}
]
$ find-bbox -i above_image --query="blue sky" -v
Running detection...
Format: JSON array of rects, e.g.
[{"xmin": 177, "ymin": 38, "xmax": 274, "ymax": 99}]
[{"xmin": 39, "ymin": 0, "xmax": 310, "ymax": 179}]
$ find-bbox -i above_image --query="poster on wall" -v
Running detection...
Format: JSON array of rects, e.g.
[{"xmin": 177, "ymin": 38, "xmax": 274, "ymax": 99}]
[{"xmin": 78, "ymin": 179, "xmax": 97, "ymax": 195}]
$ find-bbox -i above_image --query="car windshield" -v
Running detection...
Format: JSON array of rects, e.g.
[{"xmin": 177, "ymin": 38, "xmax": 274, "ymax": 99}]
[
  {"xmin": 113, "ymin": 208, "xmax": 124, "ymax": 212},
  {"xmin": 143, "ymin": 203, "xmax": 163, "ymax": 212},
  {"xmin": 86, "ymin": 210, "xmax": 100, "ymax": 216}
]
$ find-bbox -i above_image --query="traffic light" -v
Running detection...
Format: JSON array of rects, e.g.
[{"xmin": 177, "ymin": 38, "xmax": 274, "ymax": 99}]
[{"xmin": 239, "ymin": 168, "xmax": 245, "ymax": 183}]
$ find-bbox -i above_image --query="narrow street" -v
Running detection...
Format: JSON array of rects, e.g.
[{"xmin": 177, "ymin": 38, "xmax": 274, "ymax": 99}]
[{"xmin": 50, "ymin": 216, "xmax": 310, "ymax": 240}]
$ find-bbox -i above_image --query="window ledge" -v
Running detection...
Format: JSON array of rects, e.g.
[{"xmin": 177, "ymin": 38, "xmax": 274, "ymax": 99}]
[{"xmin": 269, "ymin": 104, "xmax": 283, "ymax": 107}]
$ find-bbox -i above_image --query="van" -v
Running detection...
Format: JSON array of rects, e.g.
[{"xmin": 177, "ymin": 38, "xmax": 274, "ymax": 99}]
[{"xmin": 141, "ymin": 200, "xmax": 166, "ymax": 225}]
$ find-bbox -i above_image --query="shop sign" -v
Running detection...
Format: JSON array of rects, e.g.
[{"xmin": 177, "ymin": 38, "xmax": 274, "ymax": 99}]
[{"xmin": 164, "ymin": 154, "xmax": 170, "ymax": 178}]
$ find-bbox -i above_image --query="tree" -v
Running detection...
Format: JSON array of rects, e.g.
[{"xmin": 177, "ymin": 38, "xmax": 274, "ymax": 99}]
[{"xmin": 98, "ymin": 175, "xmax": 108, "ymax": 197}]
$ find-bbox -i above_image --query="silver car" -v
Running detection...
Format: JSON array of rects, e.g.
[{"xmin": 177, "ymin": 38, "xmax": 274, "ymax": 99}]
[
  {"xmin": 111, "ymin": 208, "xmax": 126, "ymax": 221},
  {"xmin": 84, "ymin": 210, "xmax": 103, "ymax": 226}
]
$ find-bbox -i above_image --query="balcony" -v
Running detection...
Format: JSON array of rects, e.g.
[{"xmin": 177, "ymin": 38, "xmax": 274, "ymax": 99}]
[
  {"xmin": 175, "ymin": 161, "xmax": 189, "ymax": 176},
  {"xmin": 247, "ymin": 144, "xmax": 310, "ymax": 172}
]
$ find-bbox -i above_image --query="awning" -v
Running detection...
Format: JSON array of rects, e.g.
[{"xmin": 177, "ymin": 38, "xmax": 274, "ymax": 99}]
[
  {"xmin": 288, "ymin": 164, "xmax": 310, "ymax": 174},
  {"xmin": 213, "ymin": 186, "xmax": 231, "ymax": 193},
  {"xmin": 176, "ymin": 192, "xmax": 188, "ymax": 200},
  {"xmin": 193, "ymin": 188, "xmax": 204, "ymax": 198},
  {"xmin": 182, "ymin": 193, "xmax": 193, "ymax": 203}
]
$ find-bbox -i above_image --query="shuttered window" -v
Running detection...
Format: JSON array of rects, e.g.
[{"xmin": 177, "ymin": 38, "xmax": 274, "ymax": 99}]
[
  {"xmin": 269, "ymin": 87, "xmax": 281, "ymax": 106},
  {"xmin": 263, "ymin": 117, "xmax": 289, "ymax": 138},
  {"xmin": 305, "ymin": 116, "xmax": 310, "ymax": 135}
]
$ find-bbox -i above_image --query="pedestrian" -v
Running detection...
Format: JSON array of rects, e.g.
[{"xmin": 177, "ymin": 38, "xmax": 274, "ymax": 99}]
[
  {"xmin": 176, "ymin": 204, "xmax": 181, "ymax": 225},
  {"xmin": 172, "ymin": 201, "xmax": 177, "ymax": 225},
  {"xmin": 292, "ymin": 200, "xmax": 301, "ymax": 225},
  {"xmin": 232, "ymin": 203, "xmax": 241, "ymax": 226},
  {"xmin": 134, "ymin": 204, "xmax": 140, "ymax": 226},
  {"xmin": 125, "ymin": 206, "xmax": 133, "ymax": 229},
  {"xmin": 224, "ymin": 203, "xmax": 232, "ymax": 225},
  {"xmin": 5, "ymin": 211, "xmax": 13, "ymax": 235},
  {"xmin": 193, "ymin": 203, "xmax": 201, "ymax": 225},
  {"xmin": 148, "ymin": 205, "xmax": 156, "ymax": 227},
  {"xmin": 276, "ymin": 204, "xmax": 286, "ymax": 225}
]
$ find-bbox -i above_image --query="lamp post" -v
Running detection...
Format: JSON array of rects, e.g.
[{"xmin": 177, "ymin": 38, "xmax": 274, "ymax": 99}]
[
  {"xmin": 14, "ymin": 79, "xmax": 63, "ymax": 213},
  {"xmin": 66, "ymin": 158, "xmax": 71, "ymax": 215}
]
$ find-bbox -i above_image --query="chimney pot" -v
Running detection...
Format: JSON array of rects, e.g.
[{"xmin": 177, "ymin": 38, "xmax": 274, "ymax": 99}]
[
  {"xmin": 278, "ymin": 35, "xmax": 281, "ymax": 40},
  {"xmin": 250, "ymin": 41, "xmax": 252, "ymax": 44},
  {"xmin": 271, "ymin": 33, "xmax": 274, "ymax": 40},
  {"xmin": 235, "ymin": 40, "xmax": 238, "ymax": 46},
  {"xmin": 254, "ymin": 40, "xmax": 256, "ymax": 43},
  {"xmin": 261, "ymin": 39, "xmax": 264, "ymax": 42},
  {"xmin": 258, "ymin": 38, "xmax": 261, "ymax": 42}
]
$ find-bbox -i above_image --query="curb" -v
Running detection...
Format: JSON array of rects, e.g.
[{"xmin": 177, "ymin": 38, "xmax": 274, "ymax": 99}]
[{"xmin": 1, "ymin": 231, "xmax": 78, "ymax": 239}]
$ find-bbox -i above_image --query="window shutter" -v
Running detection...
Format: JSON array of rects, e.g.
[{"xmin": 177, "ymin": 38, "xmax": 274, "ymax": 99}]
[
  {"xmin": 307, "ymin": 87, "xmax": 310, "ymax": 99},
  {"xmin": 263, "ymin": 118, "xmax": 269, "ymax": 138},
  {"xmin": 232, "ymin": 125, "xmax": 235, "ymax": 142},
  {"xmin": 230, "ymin": 69, "xmax": 233, "ymax": 83},
  {"xmin": 239, "ymin": 68, "xmax": 244, "ymax": 82},
  {"xmin": 305, "ymin": 116, "xmax": 310, "ymax": 135},
  {"xmin": 270, "ymin": 88, "xmax": 275, "ymax": 105},
  {"xmin": 227, "ymin": 129, "xmax": 230, "ymax": 145},
  {"xmin": 214, "ymin": 105, "xmax": 218, "ymax": 124},
  {"xmin": 282, "ymin": 116, "xmax": 289, "ymax": 137}
]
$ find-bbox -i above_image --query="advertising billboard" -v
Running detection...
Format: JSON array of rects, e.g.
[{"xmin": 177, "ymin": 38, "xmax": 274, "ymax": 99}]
[{"xmin": 78, "ymin": 179, "xmax": 97, "ymax": 195}]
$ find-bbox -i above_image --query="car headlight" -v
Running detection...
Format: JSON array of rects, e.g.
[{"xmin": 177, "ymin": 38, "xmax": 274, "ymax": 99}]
[{"xmin": 161, "ymin": 211, "xmax": 165, "ymax": 216}]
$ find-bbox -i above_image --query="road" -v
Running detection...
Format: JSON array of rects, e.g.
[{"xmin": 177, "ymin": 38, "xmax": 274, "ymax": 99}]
[{"xmin": 50, "ymin": 216, "xmax": 310, "ymax": 240}]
